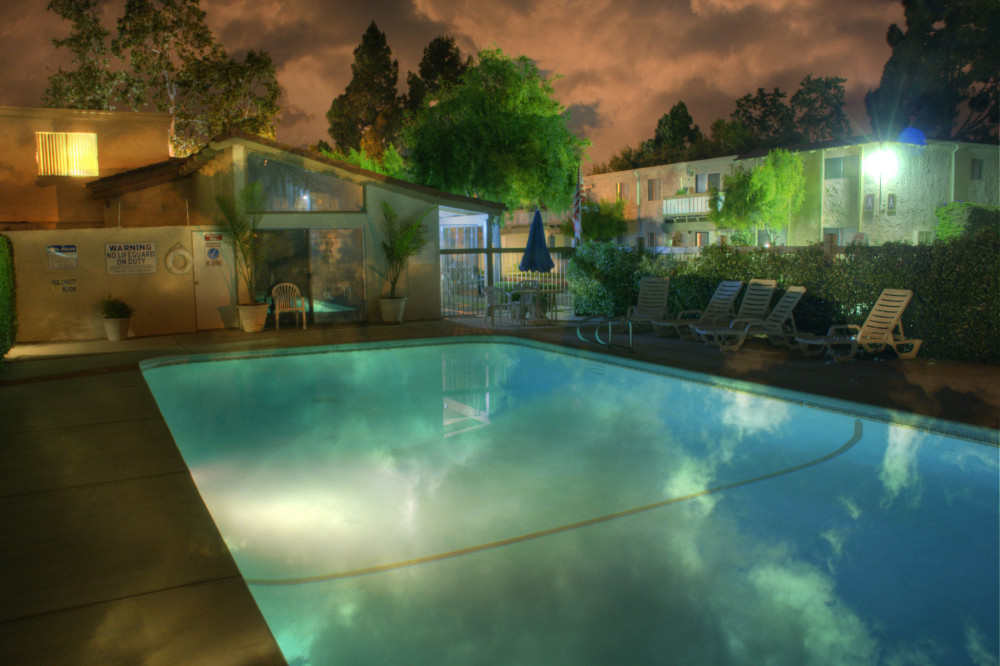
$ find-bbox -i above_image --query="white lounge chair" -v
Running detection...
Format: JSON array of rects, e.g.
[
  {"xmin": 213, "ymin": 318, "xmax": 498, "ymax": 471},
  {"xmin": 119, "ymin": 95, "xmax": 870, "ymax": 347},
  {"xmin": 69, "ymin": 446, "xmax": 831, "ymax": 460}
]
[
  {"xmin": 695, "ymin": 279, "xmax": 776, "ymax": 345},
  {"xmin": 652, "ymin": 280, "xmax": 743, "ymax": 340},
  {"xmin": 484, "ymin": 286, "xmax": 515, "ymax": 326},
  {"xmin": 695, "ymin": 286, "xmax": 806, "ymax": 351},
  {"xmin": 271, "ymin": 282, "xmax": 307, "ymax": 330},
  {"xmin": 627, "ymin": 277, "xmax": 670, "ymax": 327},
  {"xmin": 795, "ymin": 288, "xmax": 922, "ymax": 362}
]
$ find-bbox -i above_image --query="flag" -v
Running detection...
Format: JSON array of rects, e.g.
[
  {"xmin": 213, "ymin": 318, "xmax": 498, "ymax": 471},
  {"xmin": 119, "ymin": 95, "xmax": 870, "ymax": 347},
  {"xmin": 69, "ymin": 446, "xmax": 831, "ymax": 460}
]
[{"xmin": 572, "ymin": 167, "xmax": 582, "ymax": 240}]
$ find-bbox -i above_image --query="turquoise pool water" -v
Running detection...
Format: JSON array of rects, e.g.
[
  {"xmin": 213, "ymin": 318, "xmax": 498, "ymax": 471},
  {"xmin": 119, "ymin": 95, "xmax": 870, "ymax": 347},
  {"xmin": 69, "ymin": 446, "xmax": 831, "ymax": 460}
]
[{"xmin": 141, "ymin": 338, "xmax": 999, "ymax": 666}]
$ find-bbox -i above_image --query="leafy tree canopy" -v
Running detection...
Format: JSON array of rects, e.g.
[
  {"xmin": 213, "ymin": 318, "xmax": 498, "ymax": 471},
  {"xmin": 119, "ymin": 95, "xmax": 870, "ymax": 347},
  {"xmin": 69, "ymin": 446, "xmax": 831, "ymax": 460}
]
[
  {"xmin": 709, "ymin": 148, "xmax": 804, "ymax": 244},
  {"xmin": 317, "ymin": 143, "xmax": 407, "ymax": 180},
  {"xmin": 404, "ymin": 35, "xmax": 470, "ymax": 112},
  {"xmin": 43, "ymin": 0, "xmax": 281, "ymax": 156},
  {"xmin": 557, "ymin": 199, "xmax": 628, "ymax": 241},
  {"xmin": 864, "ymin": 0, "xmax": 998, "ymax": 143},
  {"xmin": 403, "ymin": 47, "xmax": 588, "ymax": 215},
  {"xmin": 326, "ymin": 21, "xmax": 400, "ymax": 157}
]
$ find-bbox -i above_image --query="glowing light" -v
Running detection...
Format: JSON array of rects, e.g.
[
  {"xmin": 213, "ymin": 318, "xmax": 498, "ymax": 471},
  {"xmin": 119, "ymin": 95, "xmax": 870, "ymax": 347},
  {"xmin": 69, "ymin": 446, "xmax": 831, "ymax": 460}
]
[{"xmin": 864, "ymin": 149, "xmax": 898, "ymax": 180}]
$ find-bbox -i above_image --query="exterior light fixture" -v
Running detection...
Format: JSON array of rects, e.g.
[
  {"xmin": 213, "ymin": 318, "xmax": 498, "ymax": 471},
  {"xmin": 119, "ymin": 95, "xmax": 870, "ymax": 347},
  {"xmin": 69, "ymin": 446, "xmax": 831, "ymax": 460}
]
[{"xmin": 864, "ymin": 148, "xmax": 898, "ymax": 180}]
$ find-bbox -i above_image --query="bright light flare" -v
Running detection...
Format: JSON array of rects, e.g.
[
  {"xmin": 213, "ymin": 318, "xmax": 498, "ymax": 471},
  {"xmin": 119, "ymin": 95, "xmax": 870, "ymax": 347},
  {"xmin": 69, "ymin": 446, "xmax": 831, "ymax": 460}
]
[{"xmin": 864, "ymin": 149, "xmax": 898, "ymax": 180}]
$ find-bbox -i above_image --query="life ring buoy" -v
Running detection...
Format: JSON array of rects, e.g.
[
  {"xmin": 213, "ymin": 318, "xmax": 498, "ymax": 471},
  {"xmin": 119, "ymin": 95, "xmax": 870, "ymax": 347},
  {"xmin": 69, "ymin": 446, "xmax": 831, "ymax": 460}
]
[{"xmin": 165, "ymin": 244, "xmax": 193, "ymax": 275}]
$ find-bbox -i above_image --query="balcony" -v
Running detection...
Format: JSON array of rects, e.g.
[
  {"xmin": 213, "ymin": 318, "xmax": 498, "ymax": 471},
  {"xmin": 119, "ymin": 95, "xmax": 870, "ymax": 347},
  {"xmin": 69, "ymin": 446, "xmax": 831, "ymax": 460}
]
[{"xmin": 662, "ymin": 193, "xmax": 716, "ymax": 217}]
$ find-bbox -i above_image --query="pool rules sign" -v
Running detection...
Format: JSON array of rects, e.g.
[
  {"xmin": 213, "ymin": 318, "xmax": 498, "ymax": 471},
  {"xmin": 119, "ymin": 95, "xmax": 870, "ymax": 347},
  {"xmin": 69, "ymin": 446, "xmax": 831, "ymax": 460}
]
[{"xmin": 106, "ymin": 242, "xmax": 157, "ymax": 275}]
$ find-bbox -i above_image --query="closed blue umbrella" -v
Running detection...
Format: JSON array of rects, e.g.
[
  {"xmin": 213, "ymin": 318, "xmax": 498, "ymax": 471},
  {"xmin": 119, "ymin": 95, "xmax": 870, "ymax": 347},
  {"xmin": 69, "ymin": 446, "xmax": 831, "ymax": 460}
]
[{"xmin": 519, "ymin": 209, "xmax": 555, "ymax": 273}]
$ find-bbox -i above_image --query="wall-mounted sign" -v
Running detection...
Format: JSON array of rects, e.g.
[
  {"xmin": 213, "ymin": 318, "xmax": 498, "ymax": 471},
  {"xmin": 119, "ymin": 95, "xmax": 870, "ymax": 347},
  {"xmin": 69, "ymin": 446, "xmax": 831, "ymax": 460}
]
[
  {"xmin": 204, "ymin": 233, "xmax": 224, "ymax": 267},
  {"xmin": 106, "ymin": 242, "xmax": 157, "ymax": 275},
  {"xmin": 887, "ymin": 193, "xmax": 896, "ymax": 213},
  {"xmin": 46, "ymin": 245, "xmax": 78, "ymax": 270},
  {"xmin": 863, "ymin": 194, "xmax": 875, "ymax": 211},
  {"xmin": 50, "ymin": 277, "xmax": 78, "ymax": 294}
]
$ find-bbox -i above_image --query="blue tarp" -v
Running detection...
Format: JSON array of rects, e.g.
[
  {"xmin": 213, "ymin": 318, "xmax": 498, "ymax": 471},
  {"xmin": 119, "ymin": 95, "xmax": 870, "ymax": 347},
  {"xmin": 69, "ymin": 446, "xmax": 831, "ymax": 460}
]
[{"xmin": 518, "ymin": 210, "xmax": 555, "ymax": 273}]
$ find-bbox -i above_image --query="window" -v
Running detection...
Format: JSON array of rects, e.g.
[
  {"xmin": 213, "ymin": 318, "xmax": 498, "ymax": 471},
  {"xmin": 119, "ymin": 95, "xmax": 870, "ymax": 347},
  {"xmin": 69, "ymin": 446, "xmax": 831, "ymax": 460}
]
[
  {"xmin": 825, "ymin": 157, "xmax": 843, "ymax": 179},
  {"xmin": 695, "ymin": 231, "xmax": 709, "ymax": 247},
  {"xmin": 971, "ymin": 158, "xmax": 983, "ymax": 180},
  {"xmin": 695, "ymin": 173, "xmax": 707, "ymax": 193},
  {"xmin": 707, "ymin": 173, "xmax": 721, "ymax": 191},
  {"xmin": 36, "ymin": 132, "xmax": 98, "ymax": 176},
  {"xmin": 647, "ymin": 232, "xmax": 656, "ymax": 247},
  {"xmin": 647, "ymin": 178, "xmax": 661, "ymax": 201},
  {"xmin": 616, "ymin": 182, "xmax": 629, "ymax": 201},
  {"xmin": 247, "ymin": 152, "xmax": 364, "ymax": 212}
]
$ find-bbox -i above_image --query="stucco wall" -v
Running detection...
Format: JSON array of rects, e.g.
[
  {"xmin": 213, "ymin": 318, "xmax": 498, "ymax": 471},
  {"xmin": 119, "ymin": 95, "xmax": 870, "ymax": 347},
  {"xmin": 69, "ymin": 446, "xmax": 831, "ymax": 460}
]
[{"xmin": 10, "ymin": 227, "xmax": 197, "ymax": 341}]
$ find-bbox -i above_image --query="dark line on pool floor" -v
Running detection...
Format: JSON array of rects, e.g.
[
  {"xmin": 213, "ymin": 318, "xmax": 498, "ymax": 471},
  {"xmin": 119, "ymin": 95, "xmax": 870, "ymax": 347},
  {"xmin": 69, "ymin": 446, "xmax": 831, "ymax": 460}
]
[{"xmin": 246, "ymin": 420, "xmax": 864, "ymax": 587}]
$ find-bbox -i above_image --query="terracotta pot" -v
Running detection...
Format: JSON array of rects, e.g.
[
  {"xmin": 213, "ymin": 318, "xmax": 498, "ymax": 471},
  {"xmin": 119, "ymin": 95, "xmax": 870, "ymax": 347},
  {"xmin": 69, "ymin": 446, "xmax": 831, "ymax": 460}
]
[
  {"xmin": 237, "ymin": 303, "xmax": 269, "ymax": 333},
  {"xmin": 102, "ymin": 317, "xmax": 130, "ymax": 341},
  {"xmin": 379, "ymin": 297, "xmax": 407, "ymax": 324}
]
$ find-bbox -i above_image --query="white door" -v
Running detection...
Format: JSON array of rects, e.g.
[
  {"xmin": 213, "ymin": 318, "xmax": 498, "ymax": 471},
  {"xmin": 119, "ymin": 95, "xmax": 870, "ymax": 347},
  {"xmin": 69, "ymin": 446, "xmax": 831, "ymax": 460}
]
[{"xmin": 191, "ymin": 231, "xmax": 237, "ymax": 329}]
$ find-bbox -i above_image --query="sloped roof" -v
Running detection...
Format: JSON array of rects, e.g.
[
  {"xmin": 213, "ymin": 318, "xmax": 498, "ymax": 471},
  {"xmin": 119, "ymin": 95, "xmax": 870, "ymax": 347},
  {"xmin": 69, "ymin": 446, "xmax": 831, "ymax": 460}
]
[{"xmin": 86, "ymin": 129, "xmax": 507, "ymax": 214}]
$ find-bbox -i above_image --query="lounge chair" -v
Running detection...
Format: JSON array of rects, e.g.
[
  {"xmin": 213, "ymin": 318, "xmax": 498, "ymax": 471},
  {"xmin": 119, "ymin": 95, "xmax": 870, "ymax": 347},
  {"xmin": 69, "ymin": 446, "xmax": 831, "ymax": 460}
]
[
  {"xmin": 695, "ymin": 286, "xmax": 806, "ymax": 351},
  {"xmin": 271, "ymin": 282, "xmax": 307, "ymax": 330},
  {"xmin": 652, "ymin": 280, "xmax": 743, "ymax": 340},
  {"xmin": 484, "ymin": 286, "xmax": 515, "ymax": 326},
  {"xmin": 627, "ymin": 277, "xmax": 670, "ymax": 327},
  {"xmin": 695, "ymin": 279, "xmax": 776, "ymax": 345},
  {"xmin": 795, "ymin": 288, "xmax": 922, "ymax": 362}
]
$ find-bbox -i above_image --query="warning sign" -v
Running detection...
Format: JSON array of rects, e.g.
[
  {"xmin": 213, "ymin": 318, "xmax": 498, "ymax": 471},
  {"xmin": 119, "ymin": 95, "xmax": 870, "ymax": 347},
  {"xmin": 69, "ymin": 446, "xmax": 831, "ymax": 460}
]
[
  {"xmin": 47, "ymin": 245, "xmax": 78, "ymax": 270},
  {"xmin": 106, "ymin": 242, "xmax": 157, "ymax": 275},
  {"xmin": 204, "ymin": 233, "xmax": 224, "ymax": 267}
]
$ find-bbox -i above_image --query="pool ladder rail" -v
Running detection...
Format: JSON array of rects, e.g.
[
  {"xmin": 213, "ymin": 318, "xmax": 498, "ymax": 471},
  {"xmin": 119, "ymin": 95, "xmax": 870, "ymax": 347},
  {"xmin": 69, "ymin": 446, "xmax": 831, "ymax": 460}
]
[{"xmin": 576, "ymin": 315, "xmax": 634, "ymax": 352}]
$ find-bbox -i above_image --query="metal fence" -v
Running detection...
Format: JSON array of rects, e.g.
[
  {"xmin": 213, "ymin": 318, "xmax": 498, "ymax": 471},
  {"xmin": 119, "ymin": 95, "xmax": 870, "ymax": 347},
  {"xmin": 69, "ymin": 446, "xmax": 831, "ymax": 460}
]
[{"xmin": 440, "ymin": 247, "xmax": 574, "ymax": 318}]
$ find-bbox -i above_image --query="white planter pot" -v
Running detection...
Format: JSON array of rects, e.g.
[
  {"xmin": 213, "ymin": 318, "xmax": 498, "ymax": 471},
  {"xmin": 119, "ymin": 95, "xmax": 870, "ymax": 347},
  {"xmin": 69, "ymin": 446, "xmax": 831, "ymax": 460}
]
[
  {"xmin": 102, "ymin": 317, "xmax": 130, "ymax": 341},
  {"xmin": 379, "ymin": 297, "xmax": 407, "ymax": 324},
  {"xmin": 237, "ymin": 303, "xmax": 269, "ymax": 333}
]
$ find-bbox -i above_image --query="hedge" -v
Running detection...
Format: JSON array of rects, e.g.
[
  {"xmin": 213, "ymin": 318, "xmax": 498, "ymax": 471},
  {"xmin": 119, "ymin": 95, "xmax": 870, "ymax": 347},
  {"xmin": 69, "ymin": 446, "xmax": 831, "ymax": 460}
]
[
  {"xmin": 0, "ymin": 234, "xmax": 16, "ymax": 365},
  {"xmin": 567, "ymin": 232, "xmax": 1000, "ymax": 365}
]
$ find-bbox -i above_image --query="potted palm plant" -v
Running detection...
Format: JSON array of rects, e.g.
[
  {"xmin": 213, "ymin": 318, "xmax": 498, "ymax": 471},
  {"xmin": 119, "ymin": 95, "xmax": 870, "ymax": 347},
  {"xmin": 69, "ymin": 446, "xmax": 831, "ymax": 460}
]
[
  {"xmin": 216, "ymin": 182, "xmax": 274, "ymax": 332},
  {"xmin": 99, "ymin": 295, "xmax": 134, "ymax": 341},
  {"xmin": 372, "ymin": 201, "xmax": 431, "ymax": 324}
]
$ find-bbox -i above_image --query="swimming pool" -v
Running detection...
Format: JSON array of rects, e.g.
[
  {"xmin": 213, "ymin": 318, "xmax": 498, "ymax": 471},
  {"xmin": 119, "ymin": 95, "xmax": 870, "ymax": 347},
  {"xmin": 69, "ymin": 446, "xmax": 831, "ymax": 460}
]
[{"xmin": 141, "ymin": 337, "xmax": 999, "ymax": 665}]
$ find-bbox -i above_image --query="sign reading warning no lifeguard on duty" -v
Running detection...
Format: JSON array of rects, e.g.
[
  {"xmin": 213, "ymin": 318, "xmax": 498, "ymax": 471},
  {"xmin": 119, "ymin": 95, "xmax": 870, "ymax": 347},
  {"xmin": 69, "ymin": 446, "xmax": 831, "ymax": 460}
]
[{"xmin": 105, "ymin": 242, "xmax": 157, "ymax": 275}]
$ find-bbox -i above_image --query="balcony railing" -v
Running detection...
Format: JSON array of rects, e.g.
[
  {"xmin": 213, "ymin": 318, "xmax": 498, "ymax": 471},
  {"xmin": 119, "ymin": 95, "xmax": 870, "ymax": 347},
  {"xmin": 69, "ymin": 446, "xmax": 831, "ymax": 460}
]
[{"xmin": 663, "ymin": 194, "xmax": 715, "ymax": 216}]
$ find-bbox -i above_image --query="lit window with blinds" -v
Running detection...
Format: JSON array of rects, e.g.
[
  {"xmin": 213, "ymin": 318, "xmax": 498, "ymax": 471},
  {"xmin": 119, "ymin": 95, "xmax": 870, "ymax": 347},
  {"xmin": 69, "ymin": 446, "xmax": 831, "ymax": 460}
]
[{"xmin": 35, "ymin": 132, "xmax": 99, "ymax": 177}]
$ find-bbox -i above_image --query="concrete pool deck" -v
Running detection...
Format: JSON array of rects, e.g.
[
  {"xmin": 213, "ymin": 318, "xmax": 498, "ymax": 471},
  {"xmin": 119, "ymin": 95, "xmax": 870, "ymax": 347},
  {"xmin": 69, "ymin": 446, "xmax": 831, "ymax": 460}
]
[{"xmin": 2, "ymin": 317, "xmax": 997, "ymax": 664}]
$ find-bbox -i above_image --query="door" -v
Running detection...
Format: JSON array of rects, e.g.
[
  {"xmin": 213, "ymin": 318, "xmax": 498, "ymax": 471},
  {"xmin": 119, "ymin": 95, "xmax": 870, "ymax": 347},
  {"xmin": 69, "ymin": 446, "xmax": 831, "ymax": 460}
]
[{"xmin": 192, "ymin": 231, "xmax": 236, "ymax": 329}]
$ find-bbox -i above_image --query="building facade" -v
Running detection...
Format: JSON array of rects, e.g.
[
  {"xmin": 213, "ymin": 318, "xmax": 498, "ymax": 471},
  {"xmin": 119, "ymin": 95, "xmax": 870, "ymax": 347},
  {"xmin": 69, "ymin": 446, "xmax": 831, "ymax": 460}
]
[
  {"xmin": 580, "ymin": 139, "xmax": 998, "ymax": 248},
  {"xmin": 1, "ymin": 106, "xmax": 504, "ymax": 341}
]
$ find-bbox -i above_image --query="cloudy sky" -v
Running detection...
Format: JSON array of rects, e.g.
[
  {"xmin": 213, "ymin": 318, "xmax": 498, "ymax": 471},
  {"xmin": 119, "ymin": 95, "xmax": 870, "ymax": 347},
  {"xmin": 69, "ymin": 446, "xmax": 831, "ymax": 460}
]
[{"xmin": 0, "ymin": 0, "xmax": 904, "ymax": 169}]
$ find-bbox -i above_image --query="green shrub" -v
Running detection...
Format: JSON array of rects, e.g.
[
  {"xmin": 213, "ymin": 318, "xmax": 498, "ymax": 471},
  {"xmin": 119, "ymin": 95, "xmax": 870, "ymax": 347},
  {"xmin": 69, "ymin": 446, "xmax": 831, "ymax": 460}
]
[
  {"xmin": 935, "ymin": 202, "xmax": 1000, "ymax": 242},
  {"xmin": 0, "ymin": 234, "xmax": 16, "ymax": 365},
  {"xmin": 566, "ymin": 241, "xmax": 672, "ymax": 316}
]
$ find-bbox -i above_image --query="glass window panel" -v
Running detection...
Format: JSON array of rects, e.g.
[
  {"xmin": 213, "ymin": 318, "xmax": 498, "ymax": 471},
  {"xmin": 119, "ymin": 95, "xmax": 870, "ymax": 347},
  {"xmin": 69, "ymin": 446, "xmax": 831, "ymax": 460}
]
[{"xmin": 247, "ymin": 152, "xmax": 364, "ymax": 212}]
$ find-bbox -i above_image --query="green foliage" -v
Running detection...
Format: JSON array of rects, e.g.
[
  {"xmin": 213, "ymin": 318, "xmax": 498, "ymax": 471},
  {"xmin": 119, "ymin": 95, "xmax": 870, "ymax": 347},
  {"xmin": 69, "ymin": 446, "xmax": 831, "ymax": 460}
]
[
  {"xmin": 98, "ymin": 296, "xmax": 135, "ymax": 318},
  {"xmin": 404, "ymin": 35, "xmax": 469, "ymax": 112},
  {"xmin": 864, "ymin": 0, "xmax": 998, "ymax": 142},
  {"xmin": 215, "ymin": 182, "xmax": 274, "ymax": 305},
  {"xmin": 0, "ymin": 234, "xmax": 16, "ymax": 365},
  {"xmin": 320, "ymin": 144, "xmax": 407, "ymax": 180},
  {"xmin": 558, "ymin": 199, "xmax": 628, "ymax": 241},
  {"xmin": 403, "ymin": 47, "xmax": 588, "ymax": 214},
  {"xmin": 44, "ymin": 0, "xmax": 282, "ymax": 156},
  {"xmin": 657, "ymin": 240, "xmax": 999, "ymax": 363},
  {"xmin": 935, "ymin": 202, "xmax": 1000, "ymax": 241},
  {"xmin": 751, "ymin": 148, "xmax": 805, "ymax": 242},
  {"xmin": 326, "ymin": 21, "xmax": 401, "ymax": 156},
  {"xmin": 790, "ymin": 75, "xmax": 851, "ymax": 143},
  {"xmin": 709, "ymin": 168, "xmax": 758, "ymax": 235},
  {"xmin": 566, "ymin": 241, "xmax": 672, "ymax": 317},
  {"xmin": 372, "ymin": 202, "xmax": 431, "ymax": 298}
]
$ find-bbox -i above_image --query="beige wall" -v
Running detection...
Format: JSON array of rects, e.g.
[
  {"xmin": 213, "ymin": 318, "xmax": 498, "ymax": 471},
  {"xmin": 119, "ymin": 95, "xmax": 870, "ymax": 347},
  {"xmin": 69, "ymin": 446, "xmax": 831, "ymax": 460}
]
[
  {"xmin": 0, "ymin": 106, "xmax": 173, "ymax": 227},
  {"xmin": 10, "ymin": 227, "xmax": 198, "ymax": 341}
]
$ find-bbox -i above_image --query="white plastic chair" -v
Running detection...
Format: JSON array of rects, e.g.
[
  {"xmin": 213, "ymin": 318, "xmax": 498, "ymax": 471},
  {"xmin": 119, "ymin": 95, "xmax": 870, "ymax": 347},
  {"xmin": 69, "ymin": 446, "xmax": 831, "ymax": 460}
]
[
  {"xmin": 484, "ymin": 286, "xmax": 515, "ymax": 326},
  {"xmin": 271, "ymin": 282, "xmax": 307, "ymax": 330}
]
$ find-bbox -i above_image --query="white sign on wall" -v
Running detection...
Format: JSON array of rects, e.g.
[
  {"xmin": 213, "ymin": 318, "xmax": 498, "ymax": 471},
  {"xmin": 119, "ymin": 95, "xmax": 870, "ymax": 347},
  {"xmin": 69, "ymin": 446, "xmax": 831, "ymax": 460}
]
[
  {"xmin": 106, "ymin": 242, "xmax": 157, "ymax": 275},
  {"xmin": 46, "ymin": 245, "xmax": 78, "ymax": 270}
]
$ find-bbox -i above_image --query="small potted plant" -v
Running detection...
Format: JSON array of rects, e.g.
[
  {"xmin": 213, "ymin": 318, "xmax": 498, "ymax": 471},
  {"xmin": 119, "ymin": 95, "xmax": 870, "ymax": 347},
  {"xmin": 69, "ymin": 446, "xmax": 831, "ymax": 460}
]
[
  {"xmin": 99, "ymin": 295, "xmax": 134, "ymax": 341},
  {"xmin": 216, "ymin": 182, "xmax": 274, "ymax": 332},
  {"xmin": 371, "ymin": 201, "xmax": 431, "ymax": 324}
]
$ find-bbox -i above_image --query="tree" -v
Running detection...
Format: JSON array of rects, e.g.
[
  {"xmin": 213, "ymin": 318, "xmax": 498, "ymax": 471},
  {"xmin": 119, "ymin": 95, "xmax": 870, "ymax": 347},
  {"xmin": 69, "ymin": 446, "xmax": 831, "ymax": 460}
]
[
  {"xmin": 404, "ymin": 35, "xmax": 469, "ymax": 112},
  {"xmin": 44, "ymin": 0, "xmax": 282, "ymax": 156},
  {"xmin": 709, "ymin": 149, "xmax": 804, "ymax": 244},
  {"xmin": 652, "ymin": 101, "xmax": 703, "ymax": 153},
  {"xmin": 790, "ymin": 75, "xmax": 851, "ymax": 143},
  {"xmin": 42, "ymin": 0, "xmax": 129, "ymax": 110},
  {"xmin": 326, "ymin": 21, "xmax": 401, "ymax": 157},
  {"xmin": 865, "ymin": 0, "xmax": 998, "ymax": 142},
  {"xmin": 558, "ymin": 200, "xmax": 628, "ymax": 241},
  {"xmin": 403, "ymin": 48, "xmax": 588, "ymax": 214},
  {"xmin": 732, "ymin": 87, "xmax": 796, "ymax": 149}
]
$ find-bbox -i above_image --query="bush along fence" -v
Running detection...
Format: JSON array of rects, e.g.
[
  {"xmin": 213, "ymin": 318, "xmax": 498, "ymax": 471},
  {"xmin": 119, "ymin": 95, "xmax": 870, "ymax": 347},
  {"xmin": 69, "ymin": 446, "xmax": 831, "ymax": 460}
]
[
  {"xmin": 0, "ymin": 233, "xmax": 16, "ymax": 365},
  {"xmin": 566, "ymin": 231, "xmax": 1000, "ymax": 365}
]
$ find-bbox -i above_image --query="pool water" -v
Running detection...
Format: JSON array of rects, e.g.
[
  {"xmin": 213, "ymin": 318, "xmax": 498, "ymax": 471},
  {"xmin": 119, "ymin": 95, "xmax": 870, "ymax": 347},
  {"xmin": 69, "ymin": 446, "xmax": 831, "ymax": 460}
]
[{"xmin": 141, "ymin": 338, "xmax": 999, "ymax": 666}]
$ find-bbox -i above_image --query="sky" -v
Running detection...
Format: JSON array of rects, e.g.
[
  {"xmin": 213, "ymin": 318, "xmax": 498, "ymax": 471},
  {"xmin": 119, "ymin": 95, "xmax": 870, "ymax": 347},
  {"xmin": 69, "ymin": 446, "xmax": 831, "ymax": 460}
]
[{"xmin": 0, "ymin": 0, "xmax": 905, "ymax": 170}]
